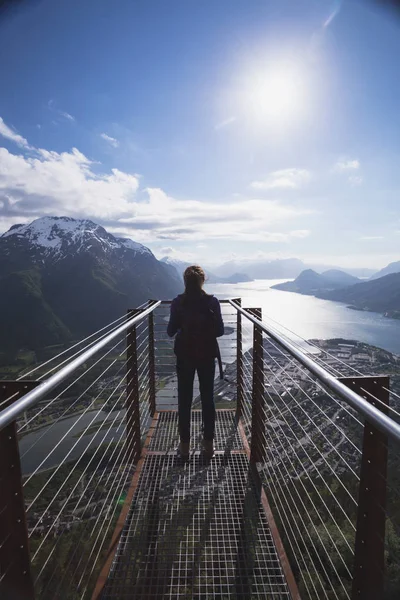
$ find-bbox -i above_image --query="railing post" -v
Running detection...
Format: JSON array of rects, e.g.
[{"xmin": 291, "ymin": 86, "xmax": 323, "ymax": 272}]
[
  {"xmin": 148, "ymin": 307, "xmax": 156, "ymax": 416},
  {"xmin": 340, "ymin": 376, "xmax": 389, "ymax": 600},
  {"xmin": 248, "ymin": 308, "xmax": 265, "ymax": 463},
  {"xmin": 234, "ymin": 298, "xmax": 243, "ymax": 417},
  {"xmin": 126, "ymin": 310, "xmax": 141, "ymax": 464},
  {"xmin": 0, "ymin": 381, "xmax": 39, "ymax": 600}
]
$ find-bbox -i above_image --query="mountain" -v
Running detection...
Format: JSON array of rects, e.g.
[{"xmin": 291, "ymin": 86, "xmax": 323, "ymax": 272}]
[
  {"xmin": 272, "ymin": 269, "xmax": 360, "ymax": 294},
  {"xmin": 160, "ymin": 257, "xmax": 253, "ymax": 284},
  {"xmin": 369, "ymin": 260, "xmax": 400, "ymax": 280},
  {"xmin": 325, "ymin": 272, "xmax": 400, "ymax": 318},
  {"xmin": 319, "ymin": 269, "xmax": 360, "ymax": 286},
  {"xmin": 0, "ymin": 217, "xmax": 181, "ymax": 358}
]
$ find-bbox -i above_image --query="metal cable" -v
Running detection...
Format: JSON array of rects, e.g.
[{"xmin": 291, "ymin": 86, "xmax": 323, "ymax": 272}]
[
  {"xmin": 20, "ymin": 349, "xmax": 127, "ymax": 467},
  {"xmin": 40, "ymin": 417, "xmax": 138, "ymax": 596},
  {"xmin": 18, "ymin": 304, "xmax": 148, "ymax": 380},
  {"xmin": 24, "ymin": 355, "xmax": 128, "ymax": 496},
  {"xmin": 18, "ymin": 336, "xmax": 125, "ymax": 434},
  {"xmin": 29, "ymin": 382, "xmax": 128, "ymax": 540},
  {"xmin": 240, "ymin": 355, "xmax": 358, "ymax": 533},
  {"xmin": 31, "ymin": 396, "xmax": 128, "ymax": 560}
]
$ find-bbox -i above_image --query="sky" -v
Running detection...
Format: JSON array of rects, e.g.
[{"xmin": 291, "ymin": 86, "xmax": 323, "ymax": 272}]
[{"xmin": 0, "ymin": 0, "xmax": 400, "ymax": 269}]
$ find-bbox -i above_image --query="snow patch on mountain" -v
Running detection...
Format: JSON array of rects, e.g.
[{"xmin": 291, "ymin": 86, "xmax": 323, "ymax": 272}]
[
  {"xmin": 117, "ymin": 237, "xmax": 153, "ymax": 256},
  {"xmin": 1, "ymin": 216, "xmax": 152, "ymax": 257}
]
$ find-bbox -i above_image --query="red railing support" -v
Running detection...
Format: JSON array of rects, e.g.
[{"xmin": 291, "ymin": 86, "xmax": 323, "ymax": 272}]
[
  {"xmin": 340, "ymin": 376, "xmax": 389, "ymax": 600},
  {"xmin": 248, "ymin": 308, "xmax": 266, "ymax": 463},
  {"xmin": 234, "ymin": 298, "xmax": 243, "ymax": 418},
  {"xmin": 148, "ymin": 309, "xmax": 156, "ymax": 416},
  {"xmin": 0, "ymin": 381, "xmax": 40, "ymax": 600},
  {"xmin": 126, "ymin": 310, "xmax": 141, "ymax": 464}
]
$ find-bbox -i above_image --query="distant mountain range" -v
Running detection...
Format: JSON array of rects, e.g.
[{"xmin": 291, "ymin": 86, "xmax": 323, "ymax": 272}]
[
  {"xmin": 0, "ymin": 217, "xmax": 181, "ymax": 359},
  {"xmin": 326, "ymin": 273, "xmax": 400, "ymax": 318},
  {"xmin": 160, "ymin": 257, "xmax": 253, "ymax": 284},
  {"xmin": 369, "ymin": 260, "xmax": 400, "ymax": 280},
  {"xmin": 272, "ymin": 267, "xmax": 400, "ymax": 319},
  {"xmin": 273, "ymin": 269, "xmax": 360, "ymax": 294},
  {"xmin": 212, "ymin": 258, "xmax": 375, "ymax": 280}
]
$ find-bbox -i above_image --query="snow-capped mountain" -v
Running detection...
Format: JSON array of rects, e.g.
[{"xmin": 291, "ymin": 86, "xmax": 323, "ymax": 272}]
[
  {"xmin": 0, "ymin": 217, "xmax": 180, "ymax": 358},
  {"xmin": 160, "ymin": 256, "xmax": 191, "ymax": 277},
  {"xmin": 2, "ymin": 216, "xmax": 153, "ymax": 260}
]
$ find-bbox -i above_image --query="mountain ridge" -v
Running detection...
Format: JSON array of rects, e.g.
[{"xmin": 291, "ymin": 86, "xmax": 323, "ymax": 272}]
[
  {"xmin": 272, "ymin": 268, "xmax": 400, "ymax": 319},
  {"xmin": 272, "ymin": 269, "xmax": 360, "ymax": 294},
  {"xmin": 0, "ymin": 217, "xmax": 181, "ymax": 359}
]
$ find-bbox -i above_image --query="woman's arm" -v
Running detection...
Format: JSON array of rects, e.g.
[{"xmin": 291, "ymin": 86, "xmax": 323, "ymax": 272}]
[
  {"xmin": 212, "ymin": 297, "xmax": 224, "ymax": 337},
  {"xmin": 167, "ymin": 298, "xmax": 180, "ymax": 337}
]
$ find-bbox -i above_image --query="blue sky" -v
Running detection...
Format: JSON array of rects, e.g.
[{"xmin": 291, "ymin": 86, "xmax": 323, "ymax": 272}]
[{"xmin": 0, "ymin": 0, "xmax": 400, "ymax": 268}]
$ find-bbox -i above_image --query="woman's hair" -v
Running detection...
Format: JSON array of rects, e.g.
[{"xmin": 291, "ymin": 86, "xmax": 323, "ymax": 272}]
[{"xmin": 183, "ymin": 265, "xmax": 206, "ymax": 295}]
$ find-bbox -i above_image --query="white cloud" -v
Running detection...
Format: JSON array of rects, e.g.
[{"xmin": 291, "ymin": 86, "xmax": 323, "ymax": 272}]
[
  {"xmin": 334, "ymin": 159, "xmax": 360, "ymax": 171},
  {"xmin": 0, "ymin": 116, "xmax": 312, "ymax": 243},
  {"xmin": 108, "ymin": 187, "xmax": 312, "ymax": 242},
  {"xmin": 359, "ymin": 236, "xmax": 383, "ymax": 241},
  {"xmin": 160, "ymin": 246, "xmax": 175, "ymax": 256},
  {"xmin": 0, "ymin": 145, "xmax": 139, "ymax": 222},
  {"xmin": 156, "ymin": 247, "xmax": 195, "ymax": 262},
  {"xmin": 0, "ymin": 117, "xmax": 30, "ymax": 149},
  {"xmin": 251, "ymin": 168, "xmax": 311, "ymax": 191},
  {"xmin": 100, "ymin": 133, "xmax": 119, "ymax": 148}
]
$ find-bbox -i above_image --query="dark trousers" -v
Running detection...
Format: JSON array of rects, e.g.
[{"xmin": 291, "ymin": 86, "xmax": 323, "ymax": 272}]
[{"xmin": 177, "ymin": 357, "xmax": 216, "ymax": 443}]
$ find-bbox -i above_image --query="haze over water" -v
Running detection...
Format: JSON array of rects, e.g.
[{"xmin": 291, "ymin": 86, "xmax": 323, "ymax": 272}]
[{"xmin": 207, "ymin": 280, "xmax": 400, "ymax": 356}]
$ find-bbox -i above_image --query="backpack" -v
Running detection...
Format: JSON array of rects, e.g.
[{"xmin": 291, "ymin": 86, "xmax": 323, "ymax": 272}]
[{"xmin": 175, "ymin": 294, "xmax": 218, "ymax": 362}]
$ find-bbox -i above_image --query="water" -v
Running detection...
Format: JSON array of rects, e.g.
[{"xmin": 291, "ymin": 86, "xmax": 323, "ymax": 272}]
[
  {"xmin": 20, "ymin": 409, "xmax": 125, "ymax": 475},
  {"xmin": 207, "ymin": 279, "xmax": 400, "ymax": 355}
]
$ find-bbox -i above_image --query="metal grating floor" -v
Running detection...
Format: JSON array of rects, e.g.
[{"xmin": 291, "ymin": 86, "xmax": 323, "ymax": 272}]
[
  {"xmin": 101, "ymin": 452, "xmax": 291, "ymax": 599},
  {"xmin": 149, "ymin": 410, "xmax": 243, "ymax": 453}
]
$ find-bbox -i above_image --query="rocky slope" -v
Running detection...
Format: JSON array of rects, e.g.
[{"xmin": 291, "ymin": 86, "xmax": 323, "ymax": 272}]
[{"xmin": 0, "ymin": 217, "xmax": 181, "ymax": 357}]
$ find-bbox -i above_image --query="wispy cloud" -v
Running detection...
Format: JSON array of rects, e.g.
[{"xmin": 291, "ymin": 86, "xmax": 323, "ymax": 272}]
[
  {"xmin": 359, "ymin": 236, "xmax": 383, "ymax": 241},
  {"xmin": 59, "ymin": 110, "xmax": 75, "ymax": 122},
  {"xmin": 323, "ymin": 0, "xmax": 343, "ymax": 29},
  {"xmin": 48, "ymin": 99, "xmax": 76, "ymax": 123},
  {"xmin": 214, "ymin": 116, "xmax": 236, "ymax": 131},
  {"xmin": 100, "ymin": 133, "xmax": 119, "ymax": 148},
  {"xmin": 0, "ymin": 117, "xmax": 30, "ymax": 148},
  {"xmin": 334, "ymin": 158, "xmax": 360, "ymax": 171},
  {"xmin": 251, "ymin": 168, "xmax": 311, "ymax": 191}
]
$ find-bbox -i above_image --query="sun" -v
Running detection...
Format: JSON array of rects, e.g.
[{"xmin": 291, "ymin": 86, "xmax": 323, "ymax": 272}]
[{"xmin": 243, "ymin": 62, "xmax": 306, "ymax": 125}]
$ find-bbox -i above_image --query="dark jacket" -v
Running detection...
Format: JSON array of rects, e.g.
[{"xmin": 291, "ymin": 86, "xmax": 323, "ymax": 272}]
[{"xmin": 167, "ymin": 293, "xmax": 224, "ymax": 359}]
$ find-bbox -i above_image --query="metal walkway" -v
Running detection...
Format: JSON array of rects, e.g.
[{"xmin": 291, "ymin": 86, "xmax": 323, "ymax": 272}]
[{"xmin": 100, "ymin": 410, "xmax": 291, "ymax": 599}]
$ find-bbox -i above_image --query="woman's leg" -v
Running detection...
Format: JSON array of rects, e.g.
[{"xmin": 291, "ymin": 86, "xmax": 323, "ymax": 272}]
[
  {"xmin": 197, "ymin": 359, "xmax": 216, "ymax": 442},
  {"xmin": 177, "ymin": 358, "xmax": 196, "ymax": 444}
]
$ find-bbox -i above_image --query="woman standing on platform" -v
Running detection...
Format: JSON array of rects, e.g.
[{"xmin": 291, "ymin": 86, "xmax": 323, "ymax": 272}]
[{"xmin": 167, "ymin": 265, "xmax": 224, "ymax": 460}]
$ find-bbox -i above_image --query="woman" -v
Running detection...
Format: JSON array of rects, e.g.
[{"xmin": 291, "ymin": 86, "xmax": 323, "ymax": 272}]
[{"xmin": 167, "ymin": 265, "xmax": 224, "ymax": 459}]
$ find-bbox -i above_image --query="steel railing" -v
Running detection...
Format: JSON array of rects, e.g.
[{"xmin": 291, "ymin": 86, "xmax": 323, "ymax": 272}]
[
  {"xmin": 231, "ymin": 299, "xmax": 400, "ymax": 600},
  {"xmin": 1, "ymin": 296, "xmax": 400, "ymax": 600}
]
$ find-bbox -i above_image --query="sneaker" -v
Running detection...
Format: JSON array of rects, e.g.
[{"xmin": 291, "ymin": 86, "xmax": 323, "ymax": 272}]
[
  {"xmin": 179, "ymin": 441, "xmax": 190, "ymax": 459},
  {"xmin": 203, "ymin": 439, "xmax": 214, "ymax": 459}
]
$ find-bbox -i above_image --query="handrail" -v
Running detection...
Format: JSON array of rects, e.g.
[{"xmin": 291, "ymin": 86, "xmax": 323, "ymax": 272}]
[
  {"xmin": 0, "ymin": 301, "xmax": 161, "ymax": 432},
  {"xmin": 229, "ymin": 299, "xmax": 400, "ymax": 444}
]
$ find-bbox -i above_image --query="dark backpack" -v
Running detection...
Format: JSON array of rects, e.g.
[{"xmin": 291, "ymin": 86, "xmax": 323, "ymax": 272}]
[{"xmin": 175, "ymin": 294, "xmax": 218, "ymax": 362}]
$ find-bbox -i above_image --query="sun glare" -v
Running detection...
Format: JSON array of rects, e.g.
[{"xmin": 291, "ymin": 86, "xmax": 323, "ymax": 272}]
[{"xmin": 243, "ymin": 62, "xmax": 306, "ymax": 126}]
